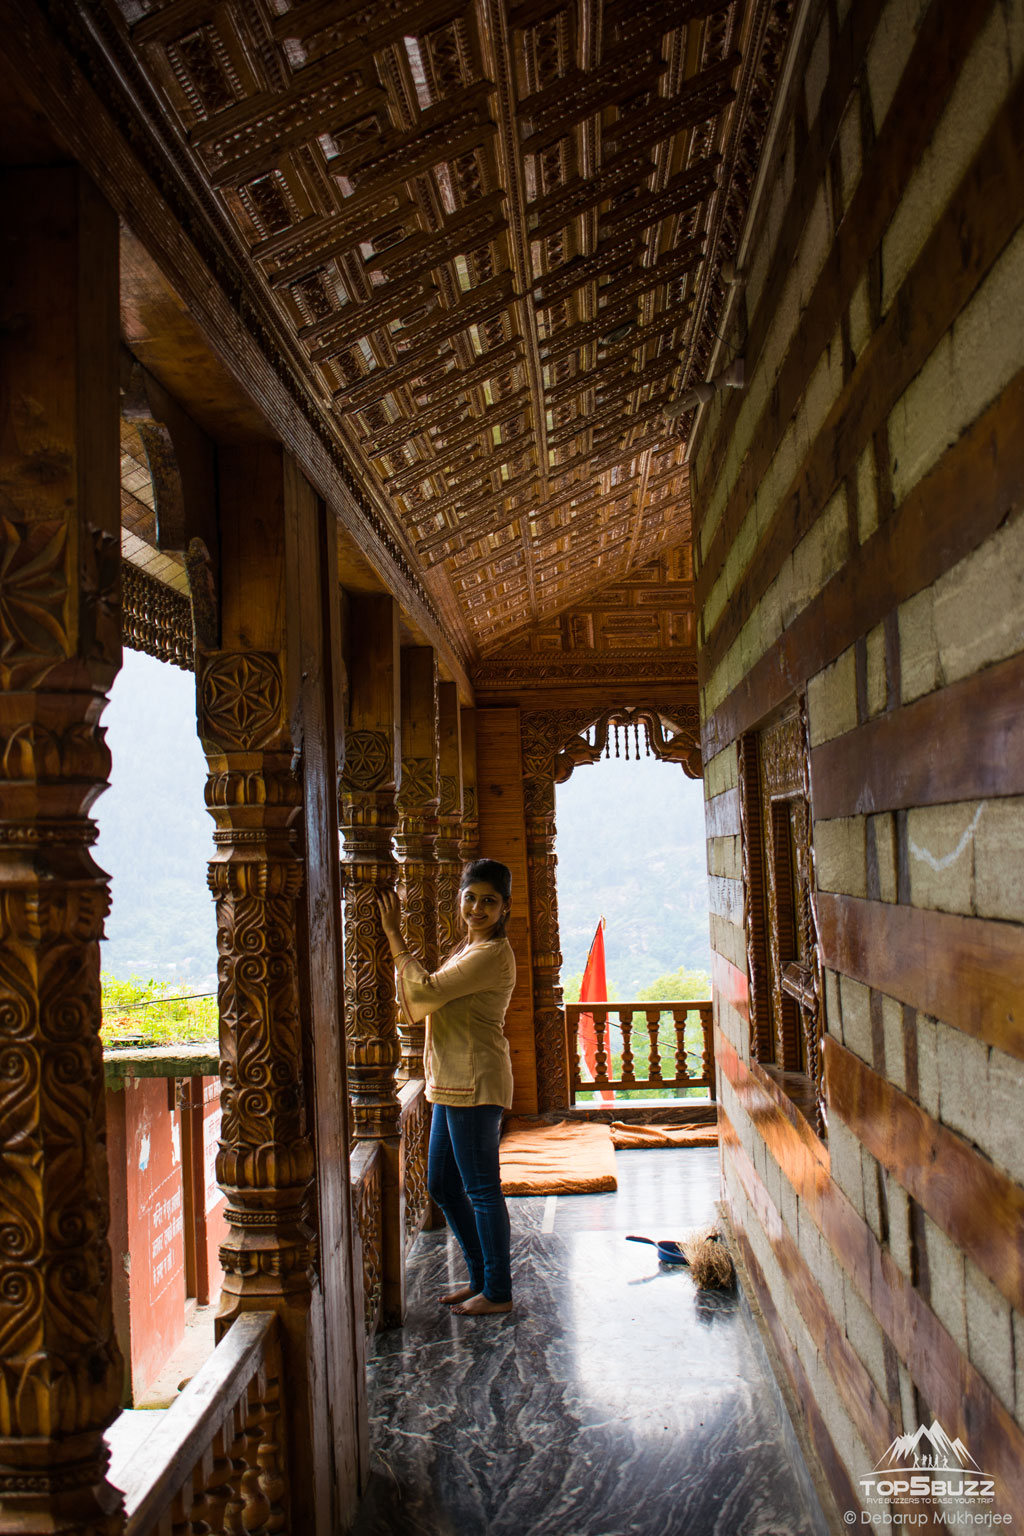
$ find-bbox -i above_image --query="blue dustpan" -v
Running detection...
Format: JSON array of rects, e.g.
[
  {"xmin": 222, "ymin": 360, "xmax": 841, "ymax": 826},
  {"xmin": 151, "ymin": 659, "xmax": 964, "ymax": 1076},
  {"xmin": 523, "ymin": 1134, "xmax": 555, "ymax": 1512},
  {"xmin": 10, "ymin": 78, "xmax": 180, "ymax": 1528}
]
[{"xmin": 626, "ymin": 1234, "xmax": 689, "ymax": 1266}]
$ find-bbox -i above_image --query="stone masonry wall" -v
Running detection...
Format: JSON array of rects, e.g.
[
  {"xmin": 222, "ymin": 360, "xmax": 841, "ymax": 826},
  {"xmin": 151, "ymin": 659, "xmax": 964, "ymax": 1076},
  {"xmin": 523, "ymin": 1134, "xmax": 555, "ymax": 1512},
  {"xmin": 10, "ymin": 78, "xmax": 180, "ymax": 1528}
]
[{"xmin": 693, "ymin": 0, "xmax": 1024, "ymax": 1521}]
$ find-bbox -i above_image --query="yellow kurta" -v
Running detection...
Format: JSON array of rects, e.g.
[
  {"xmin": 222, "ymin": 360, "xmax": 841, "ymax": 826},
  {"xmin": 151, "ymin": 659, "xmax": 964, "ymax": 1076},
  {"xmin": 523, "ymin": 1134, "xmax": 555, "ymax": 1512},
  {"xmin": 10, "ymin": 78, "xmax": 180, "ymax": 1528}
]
[{"xmin": 395, "ymin": 939, "xmax": 516, "ymax": 1107}]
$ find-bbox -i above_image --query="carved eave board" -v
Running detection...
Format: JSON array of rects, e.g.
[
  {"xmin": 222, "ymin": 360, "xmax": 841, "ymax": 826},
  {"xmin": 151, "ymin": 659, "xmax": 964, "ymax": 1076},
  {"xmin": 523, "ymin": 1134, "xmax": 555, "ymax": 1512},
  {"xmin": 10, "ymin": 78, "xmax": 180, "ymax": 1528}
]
[{"xmin": 102, "ymin": 0, "xmax": 791, "ymax": 663}]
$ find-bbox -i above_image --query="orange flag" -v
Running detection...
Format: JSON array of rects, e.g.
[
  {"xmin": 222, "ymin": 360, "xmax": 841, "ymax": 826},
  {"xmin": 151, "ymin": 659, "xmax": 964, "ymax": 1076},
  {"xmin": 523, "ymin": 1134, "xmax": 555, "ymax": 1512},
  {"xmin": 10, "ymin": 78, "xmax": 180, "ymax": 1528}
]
[{"xmin": 578, "ymin": 919, "xmax": 613, "ymax": 1102}]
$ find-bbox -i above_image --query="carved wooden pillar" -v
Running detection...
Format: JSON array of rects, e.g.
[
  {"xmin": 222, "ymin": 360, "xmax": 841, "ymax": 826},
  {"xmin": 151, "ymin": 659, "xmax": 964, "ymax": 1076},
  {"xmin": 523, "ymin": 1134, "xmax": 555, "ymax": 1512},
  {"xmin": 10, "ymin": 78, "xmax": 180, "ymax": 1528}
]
[
  {"xmin": 435, "ymin": 683, "xmax": 464, "ymax": 959},
  {"xmin": 0, "ymin": 168, "xmax": 125, "ymax": 1533},
  {"xmin": 459, "ymin": 708, "xmax": 480, "ymax": 865},
  {"xmin": 395, "ymin": 648, "xmax": 439, "ymax": 1081},
  {"xmin": 196, "ymin": 444, "xmax": 331, "ymax": 1531},
  {"xmin": 339, "ymin": 594, "xmax": 404, "ymax": 1321},
  {"xmin": 524, "ymin": 772, "xmax": 571, "ymax": 1112}
]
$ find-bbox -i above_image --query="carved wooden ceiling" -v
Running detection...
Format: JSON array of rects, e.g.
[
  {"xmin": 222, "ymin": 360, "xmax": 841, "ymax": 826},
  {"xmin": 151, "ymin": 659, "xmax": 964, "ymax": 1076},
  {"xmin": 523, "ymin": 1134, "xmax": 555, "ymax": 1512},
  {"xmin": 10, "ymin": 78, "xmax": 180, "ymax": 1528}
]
[{"xmin": 105, "ymin": 0, "xmax": 791, "ymax": 664}]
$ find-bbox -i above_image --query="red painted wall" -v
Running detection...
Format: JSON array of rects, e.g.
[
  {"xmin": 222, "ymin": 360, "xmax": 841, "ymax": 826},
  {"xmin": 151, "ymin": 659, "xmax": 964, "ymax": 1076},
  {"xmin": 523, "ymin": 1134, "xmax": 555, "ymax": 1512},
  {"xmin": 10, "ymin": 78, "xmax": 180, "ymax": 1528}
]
[
  {"xmin": 106, "ymin": 1069, "xmax": 228, "ymax": 1404},
  {"xmin": 200, "ymin": 1075, "xmax": 229, "ymax": 1304},
  {"xmin": 108, "ymin": 1076, "xmax": 186, "ymax": 1402}
]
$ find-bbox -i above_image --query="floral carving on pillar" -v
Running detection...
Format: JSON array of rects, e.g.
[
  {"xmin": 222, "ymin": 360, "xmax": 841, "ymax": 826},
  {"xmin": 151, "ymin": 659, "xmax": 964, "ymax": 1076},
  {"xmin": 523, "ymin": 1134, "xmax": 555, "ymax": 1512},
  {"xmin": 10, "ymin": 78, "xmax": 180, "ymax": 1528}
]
[
  {"xmin": 0, "ymin": 167, "xmax": 124, "ymax": 1531},
  {"xmin": 394, "ymin": 755, "xmax": 439, "ymax": 1080},
  {"xmin": 339, "ymin": 731, "xmax": 401, "ymax": 1142},
  {"xmin": 199, "ymin": 652, "xmax": 314, "ymax": 1324}
]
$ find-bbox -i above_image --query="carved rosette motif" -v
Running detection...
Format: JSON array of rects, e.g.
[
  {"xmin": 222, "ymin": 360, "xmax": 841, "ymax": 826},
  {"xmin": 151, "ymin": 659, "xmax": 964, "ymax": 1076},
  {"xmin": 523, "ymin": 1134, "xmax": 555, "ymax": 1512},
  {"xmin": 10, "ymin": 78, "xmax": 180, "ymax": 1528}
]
[
  {"xmin": 394, "ymin": 756, "xmax": 439, "ymax": 1079},
  {"xmin": 200, "ymin": 653, "xmax": 314, "ymax": 1320},
  {"xmin": 434, "ymin": 773, "xmax": 462, "ymax": 960},
  {"xmin": 339, "ymin": 745, "xmax": 401, "ymax": 1142}
]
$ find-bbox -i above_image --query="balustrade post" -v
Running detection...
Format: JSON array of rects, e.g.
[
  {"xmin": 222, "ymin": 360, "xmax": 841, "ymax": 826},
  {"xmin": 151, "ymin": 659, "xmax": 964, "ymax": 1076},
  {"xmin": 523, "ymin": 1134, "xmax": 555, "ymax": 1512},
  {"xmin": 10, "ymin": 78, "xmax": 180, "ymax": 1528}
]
[
  {"xmin": 395, "ymin": 648, "xmax": 439, "ymax": 1081},
  {"xmin": 339, "ymin": 594, "xmax": 405, "ymax": 1324},
  {"xmin": 435, "ymin": 684, "xmax": 463, "ymax": 959},
  {"xmin": 0, "ymin": 168, "xmax": 125, "ymax": 1534}
]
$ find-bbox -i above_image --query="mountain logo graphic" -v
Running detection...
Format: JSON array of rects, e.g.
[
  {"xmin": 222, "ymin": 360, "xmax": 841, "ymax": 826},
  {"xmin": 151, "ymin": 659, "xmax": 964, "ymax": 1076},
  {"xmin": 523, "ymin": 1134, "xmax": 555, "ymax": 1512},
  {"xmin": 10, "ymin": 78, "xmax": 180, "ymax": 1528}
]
[{"xmin": 874, "ymin": 1420, "xmax": 981, "ymax": 1473}]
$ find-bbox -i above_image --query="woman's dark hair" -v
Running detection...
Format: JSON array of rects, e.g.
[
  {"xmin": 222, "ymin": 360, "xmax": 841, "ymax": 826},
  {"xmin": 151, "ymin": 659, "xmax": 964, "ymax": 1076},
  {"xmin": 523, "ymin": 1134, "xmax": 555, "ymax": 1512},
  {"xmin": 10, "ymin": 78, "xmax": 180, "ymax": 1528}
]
[{"xmin": 459, "ymin": 859, "xmax": 512, "ymax": 939}]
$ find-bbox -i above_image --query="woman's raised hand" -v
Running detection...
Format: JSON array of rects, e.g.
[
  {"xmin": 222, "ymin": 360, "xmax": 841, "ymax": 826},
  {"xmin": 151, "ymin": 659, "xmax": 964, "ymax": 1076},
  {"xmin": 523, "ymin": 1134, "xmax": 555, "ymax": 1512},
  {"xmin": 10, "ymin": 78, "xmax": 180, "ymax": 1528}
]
[{"xmin": 375, "ymin": 887, "xmax": 403, "ymax": 937}]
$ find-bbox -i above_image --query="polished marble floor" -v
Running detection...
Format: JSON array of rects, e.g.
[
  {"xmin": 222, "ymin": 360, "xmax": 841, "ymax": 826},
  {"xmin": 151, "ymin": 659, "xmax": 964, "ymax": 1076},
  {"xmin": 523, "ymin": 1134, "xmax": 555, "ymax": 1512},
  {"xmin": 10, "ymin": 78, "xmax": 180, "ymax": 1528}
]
[{"xmin": 353, "ymin": 1148, "xmax": 829, "ymax": 1536}]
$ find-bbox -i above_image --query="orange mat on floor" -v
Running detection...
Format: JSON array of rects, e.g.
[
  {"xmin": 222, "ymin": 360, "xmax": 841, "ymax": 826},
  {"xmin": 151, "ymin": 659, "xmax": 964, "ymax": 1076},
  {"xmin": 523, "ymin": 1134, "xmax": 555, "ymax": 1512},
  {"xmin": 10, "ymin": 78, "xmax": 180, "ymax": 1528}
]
[
  {"xmin": 609, "ymin": 1121, "xmax": 718, "ymax": 1149},
  {"xmin": 499, "ymin": 1120, "xmax": 617, "ymax": 1195}
]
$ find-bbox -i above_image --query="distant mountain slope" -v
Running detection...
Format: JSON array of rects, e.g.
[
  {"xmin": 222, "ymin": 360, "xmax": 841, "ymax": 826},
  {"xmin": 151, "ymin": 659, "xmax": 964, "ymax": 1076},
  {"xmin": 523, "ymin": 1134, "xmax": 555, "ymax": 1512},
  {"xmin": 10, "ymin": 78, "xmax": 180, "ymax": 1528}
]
[
  {"xmin": 554, "ymin": 753, "xmax": 710, "ymax": 995},
  {"xmin": 94, "ymin": 649, "xmax": 218, "ymax": 989},
  {"xmin": 96, "ymin": 655, "xmax": 713, "ymax": 1001}
]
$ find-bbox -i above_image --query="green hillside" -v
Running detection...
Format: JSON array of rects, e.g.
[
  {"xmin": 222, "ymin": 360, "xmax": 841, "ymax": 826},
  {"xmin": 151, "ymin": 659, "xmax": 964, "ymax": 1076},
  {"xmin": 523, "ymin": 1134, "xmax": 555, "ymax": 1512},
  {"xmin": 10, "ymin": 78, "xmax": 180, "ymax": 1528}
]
[{"xmin": 554, "ymin": 753, "xmax": 711, "ymax": 996}]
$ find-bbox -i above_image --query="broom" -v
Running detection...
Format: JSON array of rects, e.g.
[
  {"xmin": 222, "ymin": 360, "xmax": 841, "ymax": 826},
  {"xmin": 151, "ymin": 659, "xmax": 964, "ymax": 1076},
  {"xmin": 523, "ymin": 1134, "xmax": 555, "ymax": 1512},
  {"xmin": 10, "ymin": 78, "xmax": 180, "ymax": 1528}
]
[{"xmin": 679, "ymin": 1224, "xmax": 735, "ymax": 1291}]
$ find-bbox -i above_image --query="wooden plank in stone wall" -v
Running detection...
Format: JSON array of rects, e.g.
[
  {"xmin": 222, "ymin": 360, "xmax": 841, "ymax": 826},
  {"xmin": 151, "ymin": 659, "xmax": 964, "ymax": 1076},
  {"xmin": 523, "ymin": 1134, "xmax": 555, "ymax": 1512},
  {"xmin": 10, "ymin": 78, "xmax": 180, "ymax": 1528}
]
[
  {"xmin": 717, "ymin": 1039, "xmax": 1024, "ymax": 1527},
  {"xmin": 476, "ymin": 707, "xmax": 538, "ymax": 1115},
  {"xmin": 701, "ymin": 53, "xmax": 1024, "ymax": 685},
  {"xmin": 825, "ymin": 1037, "xmax": 1024, "ymax": 1314},
  {"xmin": 817, "ymin": 892, "xmax": 1024, "ymax": 1063},
  {"xmin": 703, "ymin": 362, "xmax": 1024, "ymax": 754},
  {"xmin": 810, "ymin": 648, "xmax": 1024, "ymax": 817}
]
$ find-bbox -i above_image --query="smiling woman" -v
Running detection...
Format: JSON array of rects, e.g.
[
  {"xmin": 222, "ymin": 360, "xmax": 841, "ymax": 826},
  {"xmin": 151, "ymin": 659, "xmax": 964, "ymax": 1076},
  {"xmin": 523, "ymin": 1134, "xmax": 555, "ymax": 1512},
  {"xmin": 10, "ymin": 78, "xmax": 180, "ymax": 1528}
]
[{"xmin": 376, "ymin": 859, "xmax": 517, "ymax": 1316}]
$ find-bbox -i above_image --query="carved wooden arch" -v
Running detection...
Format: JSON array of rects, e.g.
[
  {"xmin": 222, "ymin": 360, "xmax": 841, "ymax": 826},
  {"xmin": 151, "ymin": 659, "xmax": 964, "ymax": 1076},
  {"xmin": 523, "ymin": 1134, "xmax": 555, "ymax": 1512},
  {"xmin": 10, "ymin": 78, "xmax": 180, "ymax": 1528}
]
[
  {"xmin": 519, "ymin": 697, "xmax": 701, "ymax": 1110},
  {"xmin": 553, "ymin": 706, "xmax": 704, "ymax": 783}
]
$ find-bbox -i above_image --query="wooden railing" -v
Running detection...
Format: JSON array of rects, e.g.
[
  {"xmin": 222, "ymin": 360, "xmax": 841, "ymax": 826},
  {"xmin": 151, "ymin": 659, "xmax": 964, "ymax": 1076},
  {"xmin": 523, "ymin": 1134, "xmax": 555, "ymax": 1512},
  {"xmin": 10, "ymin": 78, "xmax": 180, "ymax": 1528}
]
[
  {"xmin": 565, "ymin": 999, "xmax": 716, "ymax": 1102},
  {"xmin": 113, "ymin": 1311, "xmax": 286, "ymax": 1535},
  {"xmin": 351, "ymin": 1140, "xmax": 384, "ymax": 1338},
  {"xmin": 399, "ymin": 1078, "xmax": 432, "ymax": 1247},
  {"xmin": 350, "ymin": 1079, "xmax": 432, "ymax": 1343}
]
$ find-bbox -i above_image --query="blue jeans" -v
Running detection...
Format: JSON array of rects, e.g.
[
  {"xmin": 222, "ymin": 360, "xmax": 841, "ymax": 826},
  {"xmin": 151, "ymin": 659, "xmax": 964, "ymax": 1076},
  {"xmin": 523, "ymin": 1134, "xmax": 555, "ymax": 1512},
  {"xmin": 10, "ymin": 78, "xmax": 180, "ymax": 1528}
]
[{"xmin": 427, "ymin": 1104, "xmax": 512, "ymax": 1303}]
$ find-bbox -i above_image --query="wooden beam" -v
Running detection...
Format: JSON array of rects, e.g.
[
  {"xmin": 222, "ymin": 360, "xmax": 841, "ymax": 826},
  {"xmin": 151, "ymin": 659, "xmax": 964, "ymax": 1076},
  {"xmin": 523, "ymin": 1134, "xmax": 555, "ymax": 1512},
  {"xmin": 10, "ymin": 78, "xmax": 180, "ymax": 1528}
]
[
  {"xmin": 0, "ymin": 164, "xmax": 124, "ymax": 1535},
  {"xmin": 717, "ymin": 1037, "xmax": 1024, "ymax": 1525},
  {"xmin": 476, "ymin": 708, "xmax": 538, "ymax": 1114},
  {"xmin": 702, "ymin": 362, "xmax": 1024, "ymax": 755},
  {"xmin": 722, "ymin": 1115, "xmax": 899, "ymax": 1464},
  {"xmin": 695, "ymin": 0, "xmax": 993, "ymax": 583},
  {"xmin": 727, "ymin": 1216, "xmax": 860, "ymax": 1521},
  {"xmin": 817, "ymin": 892, "xmax": 1024, "ymax": 1065},
  {"xmin": 700, "ymin": 54, "xmax": 1024, "ymax": 681},
  {"xmin": 810, "ymin": 647, "xmax": 1024, "ymax": 818},
  {"xmin": 825, "ymin": 1036, "xmax": 1024, "ymax": 1314},
  {"xmin": 340, "ymin": 593, "xmax": 404, "ymax": 1322}
]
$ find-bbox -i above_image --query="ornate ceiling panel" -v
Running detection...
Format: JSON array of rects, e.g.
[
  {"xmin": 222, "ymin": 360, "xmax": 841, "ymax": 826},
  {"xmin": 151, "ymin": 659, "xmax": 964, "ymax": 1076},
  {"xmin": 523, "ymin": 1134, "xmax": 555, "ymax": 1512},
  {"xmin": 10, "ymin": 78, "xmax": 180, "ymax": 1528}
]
[{"xmin": 107, "ymin": 0, "xmax": 792, "ymax": 659}]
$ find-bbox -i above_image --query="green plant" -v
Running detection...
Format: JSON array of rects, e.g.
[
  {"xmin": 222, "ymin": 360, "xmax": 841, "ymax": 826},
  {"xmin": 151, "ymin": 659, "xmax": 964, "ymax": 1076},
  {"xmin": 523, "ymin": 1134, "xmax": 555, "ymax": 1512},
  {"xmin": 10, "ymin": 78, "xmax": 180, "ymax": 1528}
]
[{"xmin": 101, "ymin": 973, "xmax": 218, "ymax": 1047}]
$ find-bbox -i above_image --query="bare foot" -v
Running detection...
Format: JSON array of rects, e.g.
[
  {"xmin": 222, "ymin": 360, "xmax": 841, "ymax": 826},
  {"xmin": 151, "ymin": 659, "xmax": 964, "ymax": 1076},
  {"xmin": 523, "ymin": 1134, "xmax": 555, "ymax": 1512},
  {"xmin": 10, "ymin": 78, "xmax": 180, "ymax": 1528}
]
[
  {"xmin": 450, "ymin": 1294, "xmax": 513, "ymax": 1316},
  {"xmin": 439, "ymin": 1285, "xmax": 477, "ymax": 1306}
]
